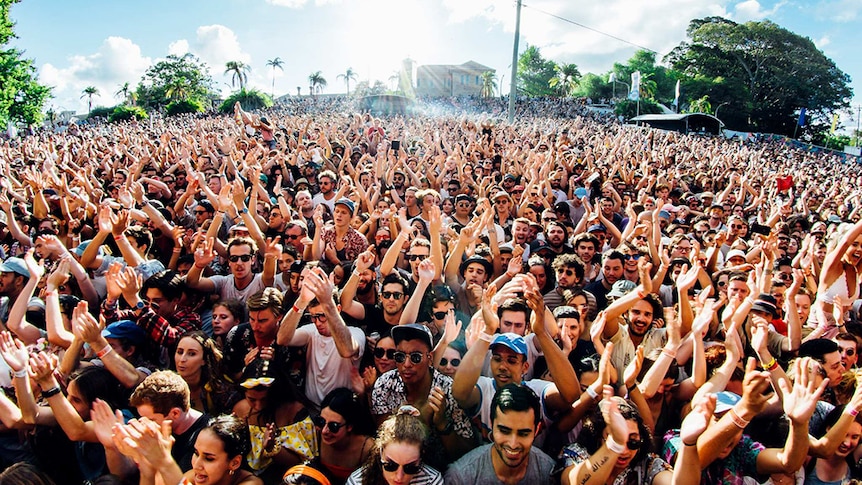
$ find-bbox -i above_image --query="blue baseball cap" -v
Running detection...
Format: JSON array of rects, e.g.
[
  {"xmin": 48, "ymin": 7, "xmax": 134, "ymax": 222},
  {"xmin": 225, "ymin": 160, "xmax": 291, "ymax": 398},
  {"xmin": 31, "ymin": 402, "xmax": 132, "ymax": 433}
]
[
  {"xmin": 714, "ymin": 391, "xmax": 741, "ymax": 413},
  {"xmin": 490, "ymin": 333, "xmax": 527, "ymax": 355},
  {"xmin": 102, "ymin": 320, "xmax": 147, "ymax": 346},
  {"xmin": 574, "ymin": 187, "xmax": 588, "ymax": 198},
  {"xmin": 0, "ymin": 257, "xmax": 29, "ymax": 278},
  {"xmin": 334, "ymin": 197, "xmax": 355, "ymax": 214}
]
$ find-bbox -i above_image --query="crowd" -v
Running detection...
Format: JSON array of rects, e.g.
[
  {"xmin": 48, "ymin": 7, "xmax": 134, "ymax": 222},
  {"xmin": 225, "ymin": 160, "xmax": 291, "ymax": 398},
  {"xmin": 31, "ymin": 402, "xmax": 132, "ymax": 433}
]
[{"xmin": 0, "ymin": 93, "xmax": 858, "ymax": 485}]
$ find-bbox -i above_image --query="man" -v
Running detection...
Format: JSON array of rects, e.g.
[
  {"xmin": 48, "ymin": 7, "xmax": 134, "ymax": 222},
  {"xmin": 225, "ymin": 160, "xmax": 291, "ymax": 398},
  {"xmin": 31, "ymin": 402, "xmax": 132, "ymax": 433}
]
[
  {"xmin": 187, "ymin": 236, "xmax": 277, "ymax": 301},
  {"xmin": 277, "ymin": 266, "xmax": 365, "ymax": 406},
  {"xmin": 311, "ymin": 170, "xmax": 339, "ymax": 211},
  {"xmin": 543, "ymin": 221, "xmax": 573, "ymax": 256},
  {"xmin": 572, "ymin": 232, "xmax": 601, "ymax": 282},
  {"xmin": 223, "ymin": 288, "xmax": 291, "ymax": 381},
  {"xmin": 283, "ymin": 220, "xmax": 308, "ymax": 255},
  {"xmin": 0, "ymin": 257, "xmax": 31, "ymax": 323},
  {"xmin": 453, "ymin": 284, "xmax": 579, "ymax": 439},
  {"xmin": 836, "ymin": 333, "xmax": 858, "ymax": 369},
  {"xmin": 444, "ymin": 226, "xmax": 493, "ymax": 316},
  {"xmin": 314, "ymin": 198, "xmax": 367, "ymax": 265},
  {"xmin": 129, "ymin": 371, "xmax": 209, "ymax": 471},
  {"xmin": 445, "ymin": 384, "xmax": 555, "ymax": 485},
  {"xmin": 371, "ymin": 323, "xmax": 474, "ymax": 464},
  {"xmin": 342, "ymin": 251, "xmax": 410, "ymax": 336},
  {"xmin": 543, "ymin": 254, "xmax": 585, "ymax": 311},
  {"xmin": 584, "ymin": 250, "xmax": 626, "ymax": 311}
]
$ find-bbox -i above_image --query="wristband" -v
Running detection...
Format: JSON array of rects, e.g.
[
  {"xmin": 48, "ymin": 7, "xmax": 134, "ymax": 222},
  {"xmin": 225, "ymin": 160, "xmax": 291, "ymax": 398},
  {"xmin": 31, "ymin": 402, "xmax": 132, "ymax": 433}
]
[
  {"xmin": 42, "ymin": 386, "xmax": 62, "ymax": 398},
  {"xmin": 194, "ymin": 263, "xmax": 208, "ymax": 269},
  {"xmin": 172, "ymin": 248, "xmax": 183, "ymax": 253},
  {"xmin": 478, "ymin": 332, "xmax": 494, "ymax": 343},
  {"xmin": 606, "ymin": 436, "xmax": 625, "ymax": 454},
  {"xmin": 291, "ymin": 304, "xmax": 304, "ymax": 314},
  {"xmin": 96, "ymin": 345, "xmax": 113, "ymax": 359},
  {"xmin": 585, "ymin": 386, "xmax": 599, "ymax": 400},
  {"xmin": 240, "ymin": 208, "xmax": 249, "ymax": 215},
  {"xmin": 12, "ymin": 369, "xmax": 27, "ymax": 378},
  {"xmin": 728, "ymin": 407, "xmax": 750, "ymax": 429},
  {"xmin": 44, "ymin": 290, "xmax": 58, "ymax": 298},
  {"xmin": 682, "ymin": 440, "xmax": 698, "ymax": 447},
  {"xmin": 662, "ymin": 348, "xmax": 677, "ymax": 359},
  {"xmin": 637, "ymin": 290, "xmax": 646, "ymax": 299},
  {"xmin": 114, "ymin": 234, "xmax": 127, "ymax": 240},
  {"xmin": 761, "ymin": 358, "xmax": 778, "ymax": 371},
  {"xmin": 848, "ymin": 408, "xmax": 860, "ymax": 417},
  {"xmin": 626, "ymin": 382, "xmax": 638, "ymax": 393},
  {"xmin": 351, "ymin": 270, "xmax": 361, "ymax": 278}
]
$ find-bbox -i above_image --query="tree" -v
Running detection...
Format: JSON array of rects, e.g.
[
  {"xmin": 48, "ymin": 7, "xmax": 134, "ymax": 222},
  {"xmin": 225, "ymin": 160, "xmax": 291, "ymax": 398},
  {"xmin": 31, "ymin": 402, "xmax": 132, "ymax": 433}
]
[
  {"xmin": 337, "ymin": 67, "xmax": 357, "ymax": 96},
  {"xmin": 665, "ymin": 17, "xmax": 852, "ymax": 139},
  {"xmin": 136, "ymin": 53, "xmax": 214, "ymax": 112},
  {"xmin": 480, "ymin": 71, "xmax": 497, "ymax": 98},
  {"xmin": 308, "ymin": 71, "xmax": 327, "ymax": 95},
  {"xmin": 573, "ymin": 73, "xmax": 613, "ymax": 101},
  {"xmin": 225, "ymin": 61, "xmax": 250, "ymax": 91},
  {"xmin": 266, "ymin": 57, "xmax": 284, "ymax": 100},
  {"xmin": 0, "ymin": 0, "xmax": 50, "ymax": 128},
  {"xmin": 81, "ymin": 86, "xmax": 99, "ymax": 115},
  {"xmin": 686, "ymin": 95, "xmax": 712, "ymax": 114},
  {"xmin": 516, "ymin": 45, "xmax": 556, "ymax": 97},
  {"xmin": 165, "ymin": 78, "xmax": 191, "ymax": 102},
  {"xmin": 548, "ymin": 63, "xmax": 581, "ymax": 97}
]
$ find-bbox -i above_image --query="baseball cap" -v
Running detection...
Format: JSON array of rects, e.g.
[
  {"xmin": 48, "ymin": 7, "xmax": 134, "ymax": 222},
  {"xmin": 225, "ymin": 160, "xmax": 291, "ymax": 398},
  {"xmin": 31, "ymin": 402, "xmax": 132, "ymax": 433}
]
[
  {"xmin": 726, "ymin": 249, "xmax": 746, "ymax": 262},
  {"xmin": 608, "ymin": 280, "xmax": 637, "ymax": 298},
  {"xmin": 574, "ymin": 187, "xmax": 588, "ymax": 198},
  {"xmin": 751, "ymin": 293, "xmax": 779, "ymax": 318},
  {"xmin": 391, "ymin": 323, "xmax": 434, "ymax": 350},
  {"xmin": 0, "ymin": 257, "xmax": 29, "ymax": 278},
  {"xmin": 587, "ymin": 224, "xmax": 606, "ymax": 233},
  {"xmin": 334, "ymin": 197, "xmax": 355, "ymax": 214},
  {"xmin": 102, "ymin": 320, "xmax": 147, "ymax": 346},
  {"xmin": 530, "ymin": 240, "xmax": 553, "ymax": 254},
  {"xmin": 490, "ymin": 333, "xmax": 527, "ymax": 355},
  {"xmin": 714, "ymin": 391, "xmax": 741, "ymax": 413},
  {"xmin": 295, "ymin": 178, "xmax": 310, "ymax": 187}
]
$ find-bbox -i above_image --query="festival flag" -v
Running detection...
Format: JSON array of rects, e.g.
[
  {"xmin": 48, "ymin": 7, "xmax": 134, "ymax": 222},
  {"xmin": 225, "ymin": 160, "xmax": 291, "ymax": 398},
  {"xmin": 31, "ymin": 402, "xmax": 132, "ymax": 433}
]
[
  {"xmin": 830, "ymin": 113, "xmax": 839, "ymax": 135},
  {"xmin": 672, "ymin": 80, "xmax": 680, "ymax": 110},
  {"xmin": 629, "ymin": 71, "xmax": 640, "ymax": 101},
  {"xmin": 609, "ymin": 72, "xmax": 616, "ymax": 83},
  {"xmin": 797, "ymin": 107, "xmax": 806, "ymax": 127}
]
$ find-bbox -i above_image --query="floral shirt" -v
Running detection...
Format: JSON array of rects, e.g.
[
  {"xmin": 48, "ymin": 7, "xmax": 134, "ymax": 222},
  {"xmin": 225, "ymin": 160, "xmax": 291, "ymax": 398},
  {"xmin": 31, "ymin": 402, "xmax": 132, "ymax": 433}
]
[
  {"xmin": 663, "ymin": 429, "xmax": 764, "ymax": 485},
  {"xmin": 320, "ymin": 225, "xmax": 367, "ymax": 263}
]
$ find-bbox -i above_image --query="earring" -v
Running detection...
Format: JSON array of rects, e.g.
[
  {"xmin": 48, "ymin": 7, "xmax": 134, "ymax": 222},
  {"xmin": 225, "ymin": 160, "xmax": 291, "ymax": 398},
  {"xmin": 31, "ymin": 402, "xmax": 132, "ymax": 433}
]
[{"xmin": 230, "ymin": 469, "xmax": 235, "ymax": 476}]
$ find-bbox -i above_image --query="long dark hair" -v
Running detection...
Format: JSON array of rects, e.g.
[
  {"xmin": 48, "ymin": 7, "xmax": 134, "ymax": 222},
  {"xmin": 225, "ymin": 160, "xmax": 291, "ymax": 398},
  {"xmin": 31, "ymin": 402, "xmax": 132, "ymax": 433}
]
[
  {"xmin": 578, "ymin": 398, "xmax": 652, "ymax": 465},
  {"xmin": 320, "ymin": 387, "xmax": 375, "ymax": 437},
  {"xmin": 241, "ymin": 357, "xmax": 317, "ymax": 426}
]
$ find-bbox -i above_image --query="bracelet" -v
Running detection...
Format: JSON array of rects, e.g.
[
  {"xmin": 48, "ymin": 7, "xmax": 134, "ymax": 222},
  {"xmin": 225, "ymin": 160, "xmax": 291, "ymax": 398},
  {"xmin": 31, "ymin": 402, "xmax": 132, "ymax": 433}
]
[
  {"xmin": 96, "ymin": 345, "xmax": 113, "ymax": 359},
  {"xmin": 848, "ymin": 408, "xmax": 860, "ymax": 417},
  {"xmin": 682, "ymin": 440, "xmax": 698, "ymax": 447},
  {"xmin": 761, "ymin": 358, "xmax": 778, "ymax": 371},
  {"xmin": 240, "ymin": 208, "xmax": 249, "ymax": 215},
  {"xmin": 12, "ymin": 369, "xmax": 27, "ymax": 378},
  {"xmin": 114, "ymin": 234, "xmax": 127, "ymax": 240},
  {"xmin": 194, "ymin": 263, "xmax": 207, "ymax": 269},
  {"xmin": 478, "ymin": 332, "xmax": 494, "ymax": 343},
  {"xmin": 606, "ymin": 436, "xmax": 625, "ymax": 454},
  {"xmin": 585, "ymin": 386, "xmax": 599, "ymax": 400},
  {"xmin": 662, "ymin": 348, "xmax": 677, "ymax": 359},
  {"xmin": 728, "ymin": 408, "xmax": 750, "ymax": 429},
  {"xmin": 42, "ymin": 386, "xmax": 62, "ymax": 398},
  {"xmin": 626, "ymin": 382, "xmax": 638, "ymax": 393},
  {"xmin": 637, "ymin": 290, "xmax": 646, "ymax": 299},
  {"xmin": 291, "ymin": 304, "xmax": 304, "ymax": 314},
  {"xmin": 261, "ymin": 442, "xmax": 282, "ymax": 459},
  {"xmin": 351, "ymin": 270, "xmax": 361, "ymax": 278},
  {"xmin": 44, "ymin": 289, "xmax": 58, "ymax": 298},
  {"xmin": 172, "ymin": 248, "xmax": 183, "ymax": 253}
]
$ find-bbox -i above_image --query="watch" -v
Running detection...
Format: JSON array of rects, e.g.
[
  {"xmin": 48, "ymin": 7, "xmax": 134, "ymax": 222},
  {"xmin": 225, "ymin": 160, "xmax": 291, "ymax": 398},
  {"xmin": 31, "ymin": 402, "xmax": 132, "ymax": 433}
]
[{"xmin": 135, "ymin": 301, "xmax": 146, "ymax": 312}]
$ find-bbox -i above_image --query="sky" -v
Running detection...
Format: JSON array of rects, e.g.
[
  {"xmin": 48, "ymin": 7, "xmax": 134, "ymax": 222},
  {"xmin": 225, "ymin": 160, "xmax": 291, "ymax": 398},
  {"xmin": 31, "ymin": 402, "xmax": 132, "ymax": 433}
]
[{"xmin": 10, "ymin": 0, "xmax": 862, "ymax": 131}]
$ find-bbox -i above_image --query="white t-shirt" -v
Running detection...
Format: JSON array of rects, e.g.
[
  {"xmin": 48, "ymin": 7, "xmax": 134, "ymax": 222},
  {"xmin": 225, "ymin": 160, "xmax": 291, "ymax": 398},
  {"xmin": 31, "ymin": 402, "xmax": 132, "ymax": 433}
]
[
  {"xmin": 209, "ymin": 273, "xmax": 267, "ymax": 301},
  {"xmin": 294, "ymin": 325, "xmax": 365, "ymax": 406}
]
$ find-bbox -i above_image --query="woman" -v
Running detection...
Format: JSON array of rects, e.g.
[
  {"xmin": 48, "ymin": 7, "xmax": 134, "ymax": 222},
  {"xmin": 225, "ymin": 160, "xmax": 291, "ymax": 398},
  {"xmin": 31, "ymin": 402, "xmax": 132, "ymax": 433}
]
[
  {"xmin": 175, "ymin": 331, "xmax": 240, "ymax": 415},
  {"xmin": 115, "ymin": 414, "xmax": 262, "ymax": 485},
  {"xmin": 815, "ymin": 218, "xmax": 862, "ymax": 336},
  {"xmin": 802, "ymin": 405, "xmax": 862, "ymax": 484},
  {"xmin": 360, "ymin": 332, "xmax": 397, "ymax": 393},
  {"xmin": 435, "ymin": 346, "xmax": 462, "ymax": 378},
  {"xmin": 308, "ymin": 388, "xmax": 375, "ymax": 485},
  {"xmin": 212, "ymin": 299, "xmax": 245, "ymax": 351},
  {"xmin": 233, "ymin": 359, "xmax": 316, "ymax": 481},
  {"xmin": 345, "ymin": 407, "xmax": 443, "ymax": 485},
  {"xmin": 558, "ymin": 387, "xmax": 707, "ymax": 485}
]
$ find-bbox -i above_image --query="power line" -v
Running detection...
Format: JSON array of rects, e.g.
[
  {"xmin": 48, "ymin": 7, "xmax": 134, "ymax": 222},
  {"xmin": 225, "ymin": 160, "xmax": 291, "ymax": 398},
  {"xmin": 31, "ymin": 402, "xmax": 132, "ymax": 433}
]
[{"xmin": 521, "ymin": 3, "xmax": 658, "ymax": 54}]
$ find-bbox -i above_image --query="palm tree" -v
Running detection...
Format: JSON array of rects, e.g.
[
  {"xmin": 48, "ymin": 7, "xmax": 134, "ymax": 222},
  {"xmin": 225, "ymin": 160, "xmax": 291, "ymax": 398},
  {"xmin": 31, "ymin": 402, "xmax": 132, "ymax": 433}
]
[
  {"xmin": 480, "ymin": 71, "xmax": 497, "ymax": 98},
  {"xmin": 81, "ymin": 86, "xmax": 99, "ymax": 115},
  {"xmin": 638, "ymin": 72, "xmax": 657, "ymax": 100},
  {"xmin": 266, "ymin": 57, "xmax": 284, "ymax": 99},
  {"xmin": 308, "ymin": 71, "xmax": 327, "ymax": 96},
  {"xmin": 225, "ymin": 61, "xmax": 250, "ymax": 91},
  {"xmin": 548, "ymin": 63, "xmax": 580, "ymax": 97},
  {"xmin": 337, "ymin": 68, "xmax": 358, "ymax": 96},
  {"xmin": 165, "ymin": 78, "xmax": 191, "ymax": 102},
  {"xmin": 115, "ymin": 82, "xmax": 132, "ymax": 105},
  {"xmin": 388, "ymin": 71, "xmax": 400, "ymax": 92},
  {"xmin": 687, "ymin": 95, "xmax": 712, "ymax": 114}
]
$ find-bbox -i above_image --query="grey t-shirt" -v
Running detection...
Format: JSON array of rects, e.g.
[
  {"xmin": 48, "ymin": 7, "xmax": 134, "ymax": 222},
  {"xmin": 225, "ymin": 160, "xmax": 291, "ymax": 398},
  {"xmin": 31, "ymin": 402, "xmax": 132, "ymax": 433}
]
[{"xmin": 444, "ymin": 444, "xmax": 555, "ymax": 485}]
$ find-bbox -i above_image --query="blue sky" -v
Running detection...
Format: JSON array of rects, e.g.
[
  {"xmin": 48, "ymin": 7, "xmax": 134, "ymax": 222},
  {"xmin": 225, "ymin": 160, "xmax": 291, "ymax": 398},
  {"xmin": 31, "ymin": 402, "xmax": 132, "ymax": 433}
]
[{"xmin": 11, "ymin": 0, "xmax": 862, "ymax": 131}]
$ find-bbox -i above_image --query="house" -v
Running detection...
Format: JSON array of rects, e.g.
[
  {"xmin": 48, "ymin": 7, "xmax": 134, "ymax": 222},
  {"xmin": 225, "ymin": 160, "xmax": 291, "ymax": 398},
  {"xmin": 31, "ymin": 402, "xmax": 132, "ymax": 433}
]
[{"xmin": 415, "ymin": 61, "xmax": 494, "ymax": 97}]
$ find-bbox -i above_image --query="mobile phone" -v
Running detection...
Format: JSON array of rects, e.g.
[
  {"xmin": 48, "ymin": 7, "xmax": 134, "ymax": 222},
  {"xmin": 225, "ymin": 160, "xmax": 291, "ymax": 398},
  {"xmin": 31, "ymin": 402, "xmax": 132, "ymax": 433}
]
[
  {"xmin": 750, "ymin": 223, "xmax": 771, "ymax": 236},
  {"xmin": 391, "ymin": 140, "xmax": 401, "ymax": 152}
]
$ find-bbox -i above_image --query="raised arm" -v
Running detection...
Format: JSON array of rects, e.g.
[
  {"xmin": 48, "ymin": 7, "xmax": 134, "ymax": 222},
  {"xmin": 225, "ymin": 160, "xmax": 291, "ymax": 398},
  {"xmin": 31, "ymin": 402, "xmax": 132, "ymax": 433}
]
[
  {"xmin": 307, "ymin": 266, "xmax": 361, "ymax": 358},
  {"xmin": 339, "ymin": 248, "xmax": 374, "ymax": 320},
  {"xmin": 400, "ymin": 259, "xmax": 435, "ymax": 325},
  {"xmin": 452, "ymin": 285, "xmax": 500, "ymax": 409}
]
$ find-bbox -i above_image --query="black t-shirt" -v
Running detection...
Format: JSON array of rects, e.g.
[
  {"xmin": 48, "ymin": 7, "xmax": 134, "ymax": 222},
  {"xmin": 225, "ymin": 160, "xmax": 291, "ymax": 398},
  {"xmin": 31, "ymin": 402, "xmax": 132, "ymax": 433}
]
[{"xmin": 172, "ymin": 413, "xmax": 210, "ymax": 472}]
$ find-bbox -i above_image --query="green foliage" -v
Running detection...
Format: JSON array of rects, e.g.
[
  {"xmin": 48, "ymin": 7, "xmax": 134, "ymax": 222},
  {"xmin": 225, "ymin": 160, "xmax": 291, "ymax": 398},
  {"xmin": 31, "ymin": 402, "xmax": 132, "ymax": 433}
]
[
  {"xmin": 611, "ymin": 50, "xmax": 675, "ymax": 103},
  {"xmin": 88, "ymin": 106, "xmax": 115, "ymax": 119},
  {"xmin": 308, "ymin": 71, "xmax": 327, "ymax": 95},
  {"xmin": 549, "ymin": 63, "xmax": 581, "ymax": 97},
  {"xmin": 665, "ymin": 17, "xmax": 851, "ymax": 138},
  {"xmin": 517, "ymin": 45, "xmax": 556, "ymax": 97},
  {"xmin": 108, "ymin": 105, "xmax": 147, "ymax": 123},
  {"xmin": 225, "ymin": 61, "xmax": 249, "ymax": 91},
  {"xmin": 166, "ymin": 99, "xmax": 204, "ymax": 116},
  {"xmin": 573, "ymin": 73, "xmax": 613, "ymax": 100},
  {"xmin": 686, "ymin": 95, "xmax": 712, "ymax": 114},
  {"xmin": 824, "ymin": 134, "xmax": 851, "ymax": 150},
  {"xmin": 219, "ymin": 88, "xmax": 272, "ymax": 113},
  {"xmin": 614, "ymin": 99, "xmax": 663, "ymax": 120},
  {"xmin": 136, "ymin": 54, "xmax": 214, "ymax": 112},
  {"xmin": 0, "ymin": 0, "xmax": 51, "ymax": 128},
  {"xmin": 480, "ymin": 71, "xmax": 497, "ymax": 98},
  {"xmin": 352, "ymin": 80, "xmax": 388, "ymax": 97}
]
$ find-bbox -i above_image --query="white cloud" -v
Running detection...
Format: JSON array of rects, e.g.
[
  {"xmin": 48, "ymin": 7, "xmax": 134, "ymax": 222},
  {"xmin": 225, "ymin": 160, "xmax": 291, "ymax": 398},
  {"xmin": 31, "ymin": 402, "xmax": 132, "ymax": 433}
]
[
  {"xmin": 38, "ymin": 36, "xmax": 151, "ymax": 114},
  {"xmin": 440, "ymin": 0, "xmax": 733, "ymax": 73},
  {"xmin": 264, "ymin": 0, "xmax": 340, "ymax": 8},
  {"xmin": 814, "ymin": 35, "xmax": 831, "ymax": 48},
  {"xmin": 731, "ymin": 0, "xmax": 784, "ymax": 21},
  {"xmin": 167, "ymin": 39, "xmax": 190, "ymax": 56},
  {"xmin": 190, "ymin": 25, "xmax": 251, "ymax": 72}
]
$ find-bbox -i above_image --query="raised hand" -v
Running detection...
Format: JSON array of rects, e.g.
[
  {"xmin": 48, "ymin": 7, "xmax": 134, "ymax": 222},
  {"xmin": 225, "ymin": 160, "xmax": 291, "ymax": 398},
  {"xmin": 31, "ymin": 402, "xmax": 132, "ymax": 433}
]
[
  {"xmin": 600, "ymin": 385, "xmax": 629, "ymax": 447},
  {"xmin": 417, "ymin": 258, "xmax": 436, "ymax": 284},
  {"xmin": 46, "ymin": 256, "xmax": 72, "ymax": 291},
  {"xmin": 303, "ymin": 266, "xmax": 334, "ymax": 304},
  {"xmin": 441, "ymin": 310, "xmax": 462, "ymax": 346},
  {"xmin": 92, "ymin": 399, "xmax": 124, "ymax": 448},
  {"xmin": 0, "ymin": 331, "xmax": 28, "ymax": 374},
  {"xmin": 623, "ymin": 345, "xmax": 644, "ymax": 390},
  {"xmin": 28, "ymin": 351, "xmax": 59, "ymax": 387},
  {"xmin": 264, "ymin": 236, "xmax": 282, "ymax": 260},
  {"xmin": 779, "ymin": 357, "xmax": 829, "ymax": 425},
  {"xmin": 72, "ymin": 301, "xmax": 103, "ymax": 345},
  {"xmin": 680, "ymin": 393, "xmax": 716, "ymax": 445},
  {"xmin": 428, "ymin": 385, "xmax": 448, "ymax": 432},
  {"xmin": 480, "ymin": 284, "xmax": 500, "ymax": 335},
  {"xmin": 739, "ymin": 357, "xmax": 771, "ymax": 416},
  {"xmin": 22, "ymin": 248, "xmax": 45, "ymax": 280},
  {"xmin": 194, "ymin": 237, "xmax": 217, "ymax": 268}
]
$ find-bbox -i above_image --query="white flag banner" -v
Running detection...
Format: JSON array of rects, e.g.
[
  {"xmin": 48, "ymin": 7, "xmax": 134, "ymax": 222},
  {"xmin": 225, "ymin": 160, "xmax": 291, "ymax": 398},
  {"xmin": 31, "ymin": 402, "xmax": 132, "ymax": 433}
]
[
  {"xmin": 629, "ymin": 71, "xmax": 640, "ymax": 101},
  {"xmin": 673, "ymin": 80, "xmax": 680, "ymax": 108}
]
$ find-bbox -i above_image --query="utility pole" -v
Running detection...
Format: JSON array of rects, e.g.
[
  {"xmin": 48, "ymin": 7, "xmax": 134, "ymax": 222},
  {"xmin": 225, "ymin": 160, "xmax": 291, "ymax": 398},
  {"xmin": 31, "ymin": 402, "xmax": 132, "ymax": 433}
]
[
  {"xmin": 856, "ymin": 105, "xmax": 861, "ymax": 147},
  {"xmin": 507, "ymin": 0, "xmax": 521, "ymax": 124}
]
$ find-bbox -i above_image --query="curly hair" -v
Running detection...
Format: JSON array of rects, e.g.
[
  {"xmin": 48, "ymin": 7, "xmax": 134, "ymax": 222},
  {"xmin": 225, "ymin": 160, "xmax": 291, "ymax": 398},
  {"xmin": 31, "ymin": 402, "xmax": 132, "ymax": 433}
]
[
  {"xmin": 577, "ymin": 397, "xmax": 652, "ymax": 465},
  {"xmin": 360, "ymin": 410, "xmax": 428, "ymax": 485}
]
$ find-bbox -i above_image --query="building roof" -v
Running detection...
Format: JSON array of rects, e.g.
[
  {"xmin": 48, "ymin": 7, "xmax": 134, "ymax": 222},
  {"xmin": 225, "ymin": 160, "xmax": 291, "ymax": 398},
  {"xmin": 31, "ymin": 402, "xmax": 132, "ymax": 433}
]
[{"xmin": 418, "ymin": 60, "xmax": 494, "ymax": 72}]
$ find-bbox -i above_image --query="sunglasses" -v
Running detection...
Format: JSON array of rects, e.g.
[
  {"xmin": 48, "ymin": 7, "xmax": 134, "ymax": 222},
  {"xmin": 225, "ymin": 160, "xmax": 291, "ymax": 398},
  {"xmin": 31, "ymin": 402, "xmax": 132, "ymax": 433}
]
[
  {"xmin": 374, "ymin": 348, "xmax": 396, "ymax": 359},
  {"xmin": 381, "ymin": 459, "xmax": 422, "ymax": 475},
  {"xmin": 285, "ymin": 234, "xmax": 301, "ymax": 240},
  {"xmin": 193, "ymin": 209, "xmax": 209, "ymax": 214},
  {"xmin": 394, "ymin": 351, "xmax": 425, "ymax": 364},
  {"xmin": 625, "ymin": 438, "xmax": 643, "ymax": 450},
  {"xmin": 312, "ymin": 416, "xmax": 345, "ymax": 433},
  {"xmin": 433, "ymin": 311, "xmax": 449, "ymax": 320},
  {"xmin": 440, "ymin": 358, "xmax": 461, "ymax": 367},
  {"xmin": 382, "ymin": 291, "xmax": 404, "ymax": 300},
  {"xmin": 228, "ymin": 254, "xmax": 253, "ymax": 263},
  {"xmin": 624, "ymin": 254, "xmax": 641, "ymax": 261},
  {"xmin": 406, "ymin": 254, "xmax": 427, "ymax": 262},
  {"xmin": 556, "ymin": 268, "xmax": 576, "ymax": 276},
  {"xmin": 309, "ymin": 313, "xmax": 327, "ymax": 322}
]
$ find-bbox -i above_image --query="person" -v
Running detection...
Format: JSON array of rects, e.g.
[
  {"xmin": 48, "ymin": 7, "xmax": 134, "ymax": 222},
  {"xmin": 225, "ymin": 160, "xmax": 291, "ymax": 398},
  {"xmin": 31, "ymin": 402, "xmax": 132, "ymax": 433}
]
[
  {"xmin": 0, "ymin": 463, "xmax": 57, "ymax": 485},
  {"xmin": 345, "ymin": 406, "xmax": 443, "ymax": 485},
  {"xmin": 283, "ymin": 464, "xmax": 332, "ymax": 485},
  {"xmin": 223, "ymin": 288, "xmax": 292, "ymax": 381},
  {"xmin": 212, "ymin": 299, "xmax": 246, "ymax": 350},
  {"xmin": 113, "ymin": 413, "xmax": 262, "ymax": 485},
  {"xmin": 187, "ymin": 236, "xmax": 278, "ymax": 302},
  {"xmin": 445, "ymin": 384, "xmax": 555, "ymax": 485},
  {"xmin": 175, "ymin": 331, "xmax": 240, "ymax": 415},
  {"xmin": 308, "ymin": 388, "xmax": 375, "ymax": 485},
  {"xmin": 815, "ymin": 218, "xmax": 862, "ymax": 336},
  {"xmin": 803, "ymin": 405, "xmax": 862, "ymax": 484}
]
